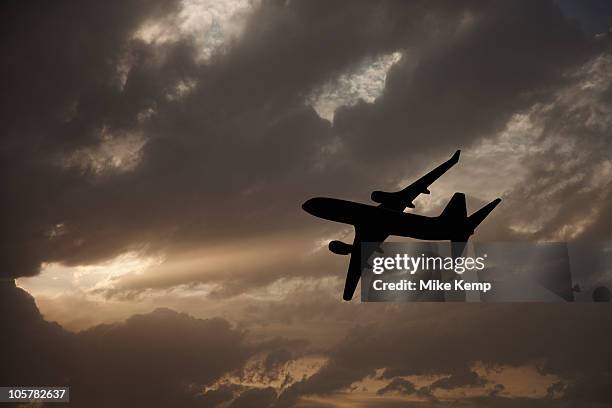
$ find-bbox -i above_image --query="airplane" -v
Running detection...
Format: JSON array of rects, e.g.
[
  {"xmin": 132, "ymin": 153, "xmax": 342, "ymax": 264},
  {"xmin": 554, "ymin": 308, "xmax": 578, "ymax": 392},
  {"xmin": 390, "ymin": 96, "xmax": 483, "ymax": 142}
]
[{"xmin": 302, "ymin": 150, "xmax": 501, "ymax": 301}]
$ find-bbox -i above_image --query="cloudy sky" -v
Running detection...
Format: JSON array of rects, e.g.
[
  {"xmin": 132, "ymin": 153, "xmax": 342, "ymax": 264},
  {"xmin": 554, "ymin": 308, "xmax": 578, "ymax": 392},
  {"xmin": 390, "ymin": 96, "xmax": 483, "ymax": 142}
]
[{"xmin": 3, "ymin": 0, "xmax": 612, "ymax": 406}]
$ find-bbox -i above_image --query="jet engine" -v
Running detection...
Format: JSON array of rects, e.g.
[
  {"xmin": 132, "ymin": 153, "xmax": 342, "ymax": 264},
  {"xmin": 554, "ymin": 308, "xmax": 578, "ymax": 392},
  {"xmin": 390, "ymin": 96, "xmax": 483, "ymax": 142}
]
[
  {"xmin": 328, "ymin": 240, "xmax": 352, "ymax": 255},
  {"xmin": 372, "ymin": 190, "xmax": 398, "ymax": 203}
]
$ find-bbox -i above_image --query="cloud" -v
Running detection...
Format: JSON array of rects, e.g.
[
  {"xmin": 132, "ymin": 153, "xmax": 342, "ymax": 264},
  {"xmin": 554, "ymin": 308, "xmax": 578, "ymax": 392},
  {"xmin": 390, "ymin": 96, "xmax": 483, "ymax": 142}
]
[
  {"xmin": 480, "ymin": 52, "xmax": 612, "ymax": 242},
  {"xmin": 3, "ymin": 3, "xmax": 612, "ymax": 406},
  {"xmin": 229, "ymin": 387, "xmax": 277, "ymax": 408},
  {"xmin": 1, "ymin": 279, "xmax": 304, "ymax": 407},
  {"xmin": 376, "ymin": 377, "xmax": 417, "ymax": 395},
  {"xmin": 4, "ymin": 1, "xmax": 609, "ymax": 306},
  {"xmin": 274, "ymin": 304, "xmax": 612, "ymax": 406},
  {"xmin": 5, "ymin": 279, "xmax": 612, "ymax": 407},
  {"xmin": 308, "ymin": 51, "xmax": 402, "ymax": 122},
  {"xmin": 428, "ymin": 370, "xmax": 488, "ymax": 390}
]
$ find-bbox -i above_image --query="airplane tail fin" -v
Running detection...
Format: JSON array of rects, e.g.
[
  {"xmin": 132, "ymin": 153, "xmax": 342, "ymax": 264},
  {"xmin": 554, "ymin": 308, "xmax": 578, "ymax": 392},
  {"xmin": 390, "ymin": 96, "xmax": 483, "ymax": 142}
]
[
  {"xmin": 440, "ymin": 193, "xmax": 468, "ymax": 258},
  {"xmin": 442, "ymin": 195, "xmax": 501, "ymax": 258},
  {"xmin": 440, "ymin": 192, "xmax": 467, "ymax": 220}
]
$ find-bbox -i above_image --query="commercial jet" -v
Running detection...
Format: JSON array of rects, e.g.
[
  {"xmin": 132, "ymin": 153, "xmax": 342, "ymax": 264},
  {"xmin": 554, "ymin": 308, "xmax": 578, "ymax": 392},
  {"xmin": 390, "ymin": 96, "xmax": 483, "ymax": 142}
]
[{"xmin": 302, "ymin": 150, "xmax": 501, "ymax": 301}]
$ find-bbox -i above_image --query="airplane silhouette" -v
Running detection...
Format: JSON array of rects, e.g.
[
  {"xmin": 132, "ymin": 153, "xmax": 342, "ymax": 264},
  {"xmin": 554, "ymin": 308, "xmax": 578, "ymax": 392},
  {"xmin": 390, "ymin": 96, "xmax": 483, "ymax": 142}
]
[{"xmin": 302, "ymin": 150, "xmax": 501, "ymax": 301}]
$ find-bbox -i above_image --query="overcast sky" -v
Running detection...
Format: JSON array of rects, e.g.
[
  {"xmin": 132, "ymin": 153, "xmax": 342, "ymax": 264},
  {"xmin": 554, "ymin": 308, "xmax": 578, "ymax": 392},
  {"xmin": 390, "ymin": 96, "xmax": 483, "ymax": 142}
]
[{"xmin": 2, "ymin": 1, "xmax": 612, "ymax": 407}]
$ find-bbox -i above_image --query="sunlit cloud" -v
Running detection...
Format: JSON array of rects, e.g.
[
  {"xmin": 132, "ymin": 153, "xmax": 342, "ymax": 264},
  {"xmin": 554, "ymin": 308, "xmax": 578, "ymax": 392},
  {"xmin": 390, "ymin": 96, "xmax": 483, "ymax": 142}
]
[
  {"xmin": 308, "ymin": 52, "xmax": 403, "ymax": 123},
  {"xmin": 61, "ymin": 128, "xmax": 147, "ymax": 175},
  {"xmin": 133, "ymin": 0, "xmax": 259, "ymax": 62},
  {"xmin": 211, "ymin": 353, "xmax": 328, "ymax": 392},
  {"xmin": 17, "ymin": 251, "xmax": 163, "ymax": 299},
  {"xmin": 297, "ymin": 363, "xmax": 562, "ymax": 406}
]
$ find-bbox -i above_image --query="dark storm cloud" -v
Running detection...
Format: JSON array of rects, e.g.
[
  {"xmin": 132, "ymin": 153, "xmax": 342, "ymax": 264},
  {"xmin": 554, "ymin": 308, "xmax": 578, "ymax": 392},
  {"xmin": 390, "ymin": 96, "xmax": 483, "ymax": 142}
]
[
  {"xmin": 276, "ymin": 304, "xmax": 612, "ymax": 407},
  {"xmin": 0, "ymin": 0, "xmax": 186, "ymax": 277},
  {"xmin": 4, "ymin": 279, "xmax": 612, "ymax": 407},
  {"xmin": 229, "ymin": 387, "xmax": 277, "ymax": 408},
  {"xmin": 557, "ymin": 0, "xmax": 612, "ymax": 35},
  {"xmin": 0, "ymin": 0, "xmax": 453, "ymax": 293},
  {"xmin": 0, "ymin": 280, "xmax": 296, "ymax": 407},
  {"xmin": 481, "ymin": 51, "xmax": 612, "ymax": 242},
  {"xmin": 2, "ymin": 0, "xmax": 606, "ymax": 291},
  {"xmin": 334, "ymin": 1, "xmax": 597, "ymax": 164},
  {"xmin": 4, "ymin": 2, "xmax": 612, "ymax": 408}
]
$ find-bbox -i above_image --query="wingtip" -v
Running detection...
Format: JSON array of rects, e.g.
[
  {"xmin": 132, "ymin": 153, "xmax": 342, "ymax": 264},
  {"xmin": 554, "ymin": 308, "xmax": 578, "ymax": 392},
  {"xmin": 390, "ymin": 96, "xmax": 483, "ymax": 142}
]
[
  {"xmin": 485, "ymin": 197, "xmax": 502, "ymax": 210},
  {"xmin": 451, "ymin": 149, "xmax": 461, "ymax": 162}
]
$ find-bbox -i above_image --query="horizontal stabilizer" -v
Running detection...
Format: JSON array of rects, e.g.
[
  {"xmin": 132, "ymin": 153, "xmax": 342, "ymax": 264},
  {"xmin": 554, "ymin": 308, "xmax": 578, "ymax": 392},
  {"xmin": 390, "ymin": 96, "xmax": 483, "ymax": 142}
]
[{"xmin": 468, "ymin": 198, "xmax": 502, "ymax": 230}]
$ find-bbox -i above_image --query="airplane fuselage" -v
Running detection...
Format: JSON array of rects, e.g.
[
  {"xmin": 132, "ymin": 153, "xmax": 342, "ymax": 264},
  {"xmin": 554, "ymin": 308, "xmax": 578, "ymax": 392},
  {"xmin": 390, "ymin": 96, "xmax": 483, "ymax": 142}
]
[{"xmin": 302, "ymin": 197, "xmax": 465, "ymax": 241}]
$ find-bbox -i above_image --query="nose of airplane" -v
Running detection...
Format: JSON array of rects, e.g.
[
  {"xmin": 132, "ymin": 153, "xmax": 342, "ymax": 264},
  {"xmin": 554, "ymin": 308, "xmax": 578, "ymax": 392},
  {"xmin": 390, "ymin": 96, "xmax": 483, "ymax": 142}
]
[
  {"xmin": 303, "ymin": 197, "xmax": 333, "ymax": 217},
  {"xmin": 302, "ymin": 198, "xmax": 317, "ymax": 214}
]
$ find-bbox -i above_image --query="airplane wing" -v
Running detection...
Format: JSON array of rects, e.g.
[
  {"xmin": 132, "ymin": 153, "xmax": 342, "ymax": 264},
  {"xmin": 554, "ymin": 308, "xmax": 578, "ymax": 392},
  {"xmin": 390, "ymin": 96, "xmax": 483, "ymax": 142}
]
[
  {"xmin": 343, "ymin": 227, "xmax": 388, "ymax": 301},
  {"xmin": 371, "ymin": 150, "xmax": 460, "ymax": 212}
]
